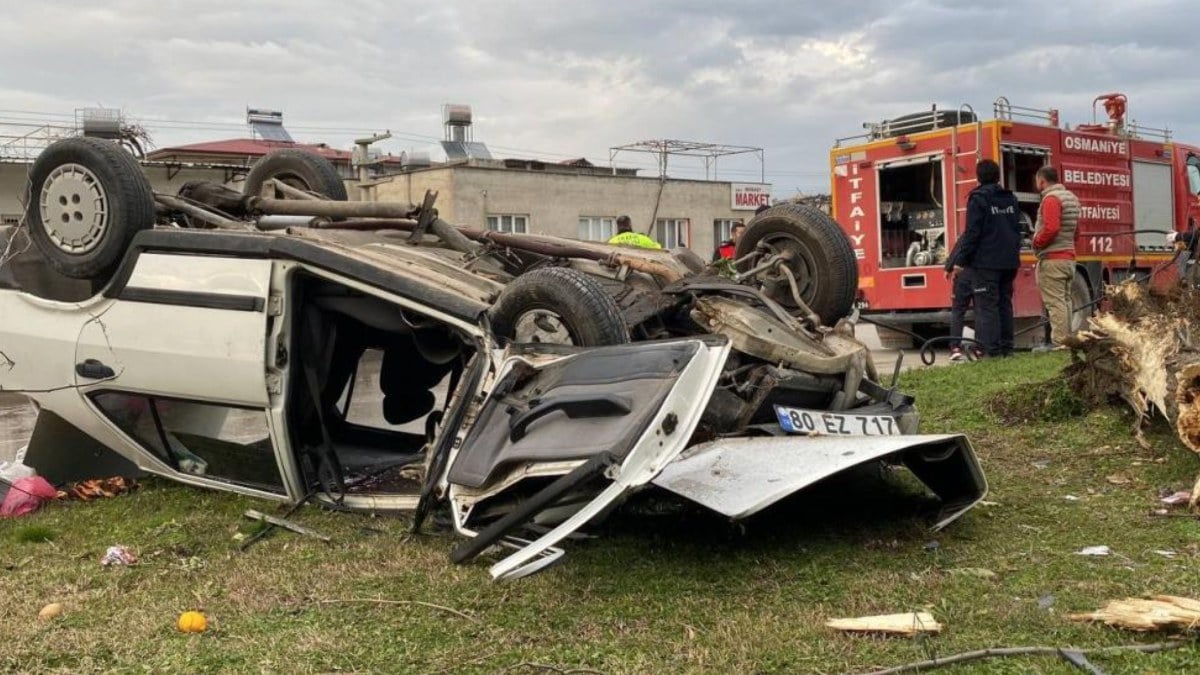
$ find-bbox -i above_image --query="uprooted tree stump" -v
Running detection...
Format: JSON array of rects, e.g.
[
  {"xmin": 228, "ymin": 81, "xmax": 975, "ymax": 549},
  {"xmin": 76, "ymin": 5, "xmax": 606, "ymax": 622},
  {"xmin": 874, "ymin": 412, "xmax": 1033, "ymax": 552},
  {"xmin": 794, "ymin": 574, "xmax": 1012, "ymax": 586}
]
[{"xmin": 1063, "ymin": 282, "xmax": 1200, "ymax": 504}]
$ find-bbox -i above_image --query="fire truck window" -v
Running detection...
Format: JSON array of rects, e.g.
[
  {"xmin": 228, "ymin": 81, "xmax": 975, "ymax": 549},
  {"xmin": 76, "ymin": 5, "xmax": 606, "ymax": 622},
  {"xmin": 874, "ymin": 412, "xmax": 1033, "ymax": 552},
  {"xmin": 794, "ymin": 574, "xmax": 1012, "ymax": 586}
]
[
  {"xmin": 878, "ymin": 160, "xmax": 946, "ymax": 269},
  {"xmin": 1187, "ymin": 163, "xmax": 1200, "ymax": 196},
  {"xmin": 1002, "ymin": 151, "xmax": 1045, "ymax": 193}
]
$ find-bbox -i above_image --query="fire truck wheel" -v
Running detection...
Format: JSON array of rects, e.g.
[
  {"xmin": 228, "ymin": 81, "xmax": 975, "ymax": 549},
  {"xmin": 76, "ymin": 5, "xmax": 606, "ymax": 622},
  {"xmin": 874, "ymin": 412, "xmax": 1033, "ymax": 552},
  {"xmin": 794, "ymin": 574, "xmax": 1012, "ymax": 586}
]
[
  {"xmin": 25, "ymin": 137, "xmax": 155, "ymax": 281},
  {"xmin": 243, "ymin": 149, "xmax": 348, "ymax": 201},
  {"xmin": 1068, "ymin": 271, "xmax": 1094, "ymax": 333},
  {"xmin": 736, "ymin": 203, "xmax": 858, "ymax": 325}
]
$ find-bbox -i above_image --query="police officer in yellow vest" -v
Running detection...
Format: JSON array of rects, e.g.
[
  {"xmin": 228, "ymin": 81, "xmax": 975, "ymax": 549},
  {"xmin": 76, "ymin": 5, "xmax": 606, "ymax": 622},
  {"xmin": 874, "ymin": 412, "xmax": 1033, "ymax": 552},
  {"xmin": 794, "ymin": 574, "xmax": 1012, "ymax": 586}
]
[{"xmin": 607, "ymin": 215, "xmax": 662, "ymax": 249}]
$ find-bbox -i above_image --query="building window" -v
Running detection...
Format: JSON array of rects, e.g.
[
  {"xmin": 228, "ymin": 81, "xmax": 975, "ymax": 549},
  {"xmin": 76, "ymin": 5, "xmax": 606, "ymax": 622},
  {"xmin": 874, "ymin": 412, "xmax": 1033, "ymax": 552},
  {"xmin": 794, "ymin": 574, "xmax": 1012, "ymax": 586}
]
[
  {"xmin": 713, "ymin": 218, "xmax": 743, "ymax": 244},
  {"xmin": 655, "ymin": 218, "xmax": 690, "ymax": 249},
  {"xmin": 90, "ymin": 392, "xmax": 284, "ymax": 494},
  {"xmin": 578, "ymin": 216, "xmax": 616, "ymax": 241},
  {"xmin": 0, "ymin": 214, "xmax": 20, "ymax": 226},
  {"xmin": 486, "ymin": 214, "xmax": 528, "ymax": 234}
]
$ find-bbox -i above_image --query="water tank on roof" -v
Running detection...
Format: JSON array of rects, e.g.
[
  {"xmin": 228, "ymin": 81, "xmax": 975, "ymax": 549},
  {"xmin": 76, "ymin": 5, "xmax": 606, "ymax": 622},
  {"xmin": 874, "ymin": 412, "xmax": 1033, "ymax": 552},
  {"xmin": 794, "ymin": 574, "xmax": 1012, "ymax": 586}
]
[
  {"xmin": 79, "ymin": 108, "xmax": 123, "ymax": 139},
  {"xmin": 443, "ymin": 104, "xmax": 473, "ymax": 126},
  {"xmin": 402, "ymin": 151, "xmax": 432, "ymax": 169}
]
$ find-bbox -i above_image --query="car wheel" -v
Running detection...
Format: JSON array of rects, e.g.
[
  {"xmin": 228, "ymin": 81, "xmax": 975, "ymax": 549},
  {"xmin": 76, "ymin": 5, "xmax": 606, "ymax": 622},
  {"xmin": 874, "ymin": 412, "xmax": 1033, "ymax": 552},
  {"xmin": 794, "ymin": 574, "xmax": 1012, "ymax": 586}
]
[
  {"xmin": 490, "ymin": 267, "xmax": 629, "ymax": 346},
  {"xmin": 25, "ymin": 137, "xmax": 155, "ymax": 281},
  {"xmin": 735, "ymin": 203, "xmax": 858, "ymax": 325},
  {"xmin": 243, "ymin": 149, "xmax": 348, "ymax": 200}
]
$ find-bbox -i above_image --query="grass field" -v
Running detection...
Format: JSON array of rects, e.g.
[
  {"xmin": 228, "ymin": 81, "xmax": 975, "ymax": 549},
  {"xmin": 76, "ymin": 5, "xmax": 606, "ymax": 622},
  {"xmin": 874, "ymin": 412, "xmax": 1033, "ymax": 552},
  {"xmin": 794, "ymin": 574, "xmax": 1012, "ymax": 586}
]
[{"xmin": 2, "ymin": 353, "xmax": 1199, "ymax": 673}]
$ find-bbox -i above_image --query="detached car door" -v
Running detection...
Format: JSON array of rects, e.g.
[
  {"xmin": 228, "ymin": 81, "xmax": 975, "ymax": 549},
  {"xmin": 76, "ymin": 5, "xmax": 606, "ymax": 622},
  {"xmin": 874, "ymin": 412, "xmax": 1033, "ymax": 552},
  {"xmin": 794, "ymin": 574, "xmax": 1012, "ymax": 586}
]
[
  {"xmin": 444, "ymin": 336, "xmax": 730, "ymax": 580},
  {"xmin": 73, "ymin": 252, "xmax": 289, "ymax": 499}
]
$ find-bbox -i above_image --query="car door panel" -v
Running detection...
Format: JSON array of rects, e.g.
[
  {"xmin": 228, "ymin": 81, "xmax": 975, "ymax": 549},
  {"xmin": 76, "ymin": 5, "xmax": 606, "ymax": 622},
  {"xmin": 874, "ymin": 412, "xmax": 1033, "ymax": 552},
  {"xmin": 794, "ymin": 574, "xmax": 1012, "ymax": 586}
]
[
  {"xmin": 445, "ymin": 336, "xmax": 731, "ymax": 580},
  {"xmin": 75, "ymin": 254, "xmax": 273, "ymax": 405},
  {"xmin": 72, "ymin": 253, "xmax": 286, "ymax": 497}
]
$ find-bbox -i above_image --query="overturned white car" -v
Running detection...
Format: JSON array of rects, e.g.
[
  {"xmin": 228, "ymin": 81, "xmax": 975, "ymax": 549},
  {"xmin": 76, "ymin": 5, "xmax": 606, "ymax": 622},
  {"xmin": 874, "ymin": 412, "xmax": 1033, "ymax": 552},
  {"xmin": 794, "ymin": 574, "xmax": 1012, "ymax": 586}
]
[{"xmin": 0, "ymin": 138, "xmax": 986, "ymax": 579}]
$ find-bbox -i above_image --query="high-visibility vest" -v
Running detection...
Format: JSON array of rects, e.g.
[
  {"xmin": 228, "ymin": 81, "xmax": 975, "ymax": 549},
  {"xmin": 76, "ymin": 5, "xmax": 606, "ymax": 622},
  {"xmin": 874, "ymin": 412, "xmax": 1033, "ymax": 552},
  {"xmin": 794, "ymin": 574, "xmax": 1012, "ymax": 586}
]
[{"xmin": 607, "ymin": 231, "xmax": 662, "ymax": 249}]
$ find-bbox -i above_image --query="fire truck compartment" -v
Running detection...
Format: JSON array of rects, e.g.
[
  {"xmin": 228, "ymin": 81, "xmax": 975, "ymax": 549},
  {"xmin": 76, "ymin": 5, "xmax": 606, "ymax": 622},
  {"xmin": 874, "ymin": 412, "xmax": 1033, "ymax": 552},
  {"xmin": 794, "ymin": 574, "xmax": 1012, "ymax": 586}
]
[{"xmin": 877, "ymin": 157, "xmax": 946, "ymax": 269}]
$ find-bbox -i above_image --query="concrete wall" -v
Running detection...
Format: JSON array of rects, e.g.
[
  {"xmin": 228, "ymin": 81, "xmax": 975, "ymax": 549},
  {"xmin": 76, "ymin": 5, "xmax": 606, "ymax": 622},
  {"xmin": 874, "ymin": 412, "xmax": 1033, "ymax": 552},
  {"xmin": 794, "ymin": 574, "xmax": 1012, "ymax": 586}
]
[
  {"xmin": 0, "ymin": 161, "xmax": 235, "ymax": 225},
  {"xmin": 373, "ymin": 166, "xmax": 764, "ymax": 257},
  {"xmin": 0, "ymin": 164, "xmax": 32, "ymax": 223}
]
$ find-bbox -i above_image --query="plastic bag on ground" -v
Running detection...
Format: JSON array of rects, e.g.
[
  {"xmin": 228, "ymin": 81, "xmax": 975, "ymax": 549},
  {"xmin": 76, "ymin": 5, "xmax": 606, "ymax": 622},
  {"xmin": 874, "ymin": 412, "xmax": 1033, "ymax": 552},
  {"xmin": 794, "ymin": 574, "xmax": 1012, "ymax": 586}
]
[{"xmin": 0, "ymin": 476, "xmax": 58, "ymax": 518}]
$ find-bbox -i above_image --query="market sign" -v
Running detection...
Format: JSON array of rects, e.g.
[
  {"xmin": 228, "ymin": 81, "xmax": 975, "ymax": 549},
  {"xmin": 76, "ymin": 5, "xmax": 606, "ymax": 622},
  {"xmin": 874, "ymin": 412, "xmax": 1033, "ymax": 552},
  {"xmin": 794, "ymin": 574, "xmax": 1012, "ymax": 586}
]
[{"xmin": 731, "ymin": 183, "xmax": 772, "ymax": 210}]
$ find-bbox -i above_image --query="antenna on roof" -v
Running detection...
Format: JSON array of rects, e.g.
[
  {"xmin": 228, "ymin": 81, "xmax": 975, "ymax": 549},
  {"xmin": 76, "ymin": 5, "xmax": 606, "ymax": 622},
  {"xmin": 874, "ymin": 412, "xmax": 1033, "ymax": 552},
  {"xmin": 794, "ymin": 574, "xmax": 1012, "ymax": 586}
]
[{"xmin": 246, "ymin": 108, "xmax": 293, "ymax": 143}]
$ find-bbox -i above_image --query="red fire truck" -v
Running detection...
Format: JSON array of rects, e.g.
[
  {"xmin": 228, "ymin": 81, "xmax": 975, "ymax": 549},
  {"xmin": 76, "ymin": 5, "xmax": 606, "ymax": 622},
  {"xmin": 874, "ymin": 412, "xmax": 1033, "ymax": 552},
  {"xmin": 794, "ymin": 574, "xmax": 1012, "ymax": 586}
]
[{"xmin": 829, "ymin": 93, "xmax": 1200, "ymax": 348}]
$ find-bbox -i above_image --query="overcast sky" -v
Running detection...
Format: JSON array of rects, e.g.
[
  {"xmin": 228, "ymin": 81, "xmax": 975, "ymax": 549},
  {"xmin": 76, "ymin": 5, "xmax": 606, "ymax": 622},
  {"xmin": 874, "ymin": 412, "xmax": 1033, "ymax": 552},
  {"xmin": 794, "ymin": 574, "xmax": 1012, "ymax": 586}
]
[{"xmin": 2, "ymin": 0, "xmax": 1197, "ymax": 196}]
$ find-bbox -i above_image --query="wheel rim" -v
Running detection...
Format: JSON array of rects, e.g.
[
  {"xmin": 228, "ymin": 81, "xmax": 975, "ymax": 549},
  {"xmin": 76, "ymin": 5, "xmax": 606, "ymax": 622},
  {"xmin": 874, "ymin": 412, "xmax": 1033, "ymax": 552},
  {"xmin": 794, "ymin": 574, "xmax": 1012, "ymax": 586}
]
[
  {"xmin": 513, "ymin": 309, "xmax": 574, "ymax": 345},
  {"xmin": 759, "ymin": 233, "xmax": 818, "ymax": 307},
  {"xmin": 39, "ymin": 163, "xmax": 108, "ymax": 254}
]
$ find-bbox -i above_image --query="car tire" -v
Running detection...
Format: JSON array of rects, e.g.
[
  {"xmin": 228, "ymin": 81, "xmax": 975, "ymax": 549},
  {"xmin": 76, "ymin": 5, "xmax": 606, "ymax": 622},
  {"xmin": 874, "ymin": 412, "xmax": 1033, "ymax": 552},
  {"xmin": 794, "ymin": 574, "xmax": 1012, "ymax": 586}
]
[
  {"xmin": 243, "ymin": 149, "xmax": 348, "ymax": 200},
  {"xmin": 24, "ymin": 137, "xmax": 155, "ymax": 281},
  {"xmin": 490, "ymin": 267, "xmax": 629, "ymax": 346},
  {"xmin": 735, "ymin": 203, "xmax": 858, "ymax": 325}
]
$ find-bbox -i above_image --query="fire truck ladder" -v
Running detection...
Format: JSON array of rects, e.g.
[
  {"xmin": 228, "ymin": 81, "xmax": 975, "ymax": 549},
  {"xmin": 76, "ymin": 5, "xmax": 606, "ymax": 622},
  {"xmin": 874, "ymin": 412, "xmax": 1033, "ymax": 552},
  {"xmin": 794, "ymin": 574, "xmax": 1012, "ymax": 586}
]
[{"xmin": 949, "ymin": 104, "xmax": 982, "ymax": 224}]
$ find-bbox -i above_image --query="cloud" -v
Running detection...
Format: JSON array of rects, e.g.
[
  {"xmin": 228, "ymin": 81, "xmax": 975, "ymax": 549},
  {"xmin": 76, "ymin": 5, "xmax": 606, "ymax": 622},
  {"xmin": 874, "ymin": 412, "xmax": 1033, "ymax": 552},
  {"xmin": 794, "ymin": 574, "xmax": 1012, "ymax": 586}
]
[{"xmin": 1, "ymin": 0, "xmax": 1197, "ymax": 194}]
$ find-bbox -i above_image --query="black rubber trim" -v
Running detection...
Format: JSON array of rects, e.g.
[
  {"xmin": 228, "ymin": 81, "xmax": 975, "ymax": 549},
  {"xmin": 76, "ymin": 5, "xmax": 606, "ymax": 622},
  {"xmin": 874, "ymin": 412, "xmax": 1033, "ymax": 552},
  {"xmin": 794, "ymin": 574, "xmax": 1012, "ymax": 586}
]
[
  {"xmin": 104, "ymin": 229, "xmax": 489, "ymax": 322},
  {"xmin": 449, "ymin": 451, "xmax": 618, "ymax": 565},
  {"xmin": 119, "ymin": 287, "xmax": 265, "ymax": 312}
]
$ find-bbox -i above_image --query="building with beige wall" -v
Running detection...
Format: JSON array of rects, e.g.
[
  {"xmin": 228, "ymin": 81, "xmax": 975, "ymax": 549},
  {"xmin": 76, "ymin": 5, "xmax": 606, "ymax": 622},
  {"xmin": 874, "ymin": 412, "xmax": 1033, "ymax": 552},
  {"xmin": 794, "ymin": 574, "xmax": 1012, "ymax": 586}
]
[
  {"xmin": 373, "ymin": 158, "xmax": 771, "ymax": 257},
  {"xmin": 0, "ymin": 160, "xmax": 237, "ymax": 226}
]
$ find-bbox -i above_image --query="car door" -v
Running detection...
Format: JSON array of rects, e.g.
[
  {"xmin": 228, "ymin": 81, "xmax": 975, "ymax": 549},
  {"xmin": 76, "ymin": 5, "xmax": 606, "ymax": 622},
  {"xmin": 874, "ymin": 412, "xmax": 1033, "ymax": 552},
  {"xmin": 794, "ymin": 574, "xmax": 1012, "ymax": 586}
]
[
  {"xmin": 443, "ymin": 335, "xmax": 730, "ymax": 580},
  {"xmin": 73, "ymin": 251, "xmax": 290, "ymax": 499}
]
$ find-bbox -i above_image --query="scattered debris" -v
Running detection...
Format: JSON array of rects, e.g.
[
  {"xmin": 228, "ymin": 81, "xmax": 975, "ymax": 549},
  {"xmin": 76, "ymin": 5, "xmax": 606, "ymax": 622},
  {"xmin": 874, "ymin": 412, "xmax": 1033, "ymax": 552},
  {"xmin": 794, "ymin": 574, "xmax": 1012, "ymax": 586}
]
[
  {"xmin": 1160, "ymin": 491, "xmax": 1191, "ymax": 506},
  {"xmin": 948, "ymin": 567, "xmax": 997, "ymax": 580},
  {"xmin": 1106, "ymin": 473, "xmax": 1132, "ymax": 486},
  {"xmin": 923, "ymin": 540, "xmax": 940, "ymax": 552},
  {"xmin": 1038, "ymin": 594, "xmax": 1055, "ymax": 610},
  {"xmin": 243, "ymin": 509, "xmax": 330, "ymax": 543},
  {"xmin": 1069, "ymin": 595, "xmax": 1200, "ymax": 632},
  {"xmin": 61, "ymin": 477, "xmax": 138, "ymax": 501},
  {"xmin": 177, "ymin": 610, "xmax": 207, "ymax": 633},
  {"xmin": 826, "ymin": 612, "xmax": 943, "ymax": 636},
  {"xmin": 100, "ymin": 545, "xmax": 138, "ymax": 567},
  {"xmin": 1064, "ymin": 495, "xmax": 1081, "ymax": 502},
  {"xmin": 1031, "ymin": 460, "xmax": 1050, "ymax": 470},
  {"xmin": 1075, "ymin": 545, "xmax": 1112, "ymax": 557},
  {"xmin": 37, "ymin": 602, "xmax": 64, "ymax": 621},
  {"xmin": 0, "ymin": 475, "xmax": 58, "ymax": 518},
  {"xmin": 852, "ymin": 641, "xmax": 1188, "ymax": 675},
  {"xmin": 1152, "ymin": 550, "xmax": 1177, "ymax": 558}
]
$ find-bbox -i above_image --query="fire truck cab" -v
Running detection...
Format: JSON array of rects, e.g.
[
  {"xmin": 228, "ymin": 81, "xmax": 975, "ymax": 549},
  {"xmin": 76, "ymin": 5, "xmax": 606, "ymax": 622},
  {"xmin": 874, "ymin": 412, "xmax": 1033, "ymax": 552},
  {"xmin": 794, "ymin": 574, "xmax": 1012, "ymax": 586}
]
[{"xmin": 830, "ymin": 94, "xmax": 1200, "ymax": 348}]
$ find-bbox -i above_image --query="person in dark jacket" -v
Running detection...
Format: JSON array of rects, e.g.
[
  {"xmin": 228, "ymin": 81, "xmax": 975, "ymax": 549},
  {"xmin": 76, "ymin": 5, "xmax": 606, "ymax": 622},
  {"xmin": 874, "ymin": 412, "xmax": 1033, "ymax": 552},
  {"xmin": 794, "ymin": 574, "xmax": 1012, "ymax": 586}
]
[
  {"xmin": 946, "ymin": 160, "xmax": 1022, "ymax": 356},
  {"xmin": 942, "ymin": 245, "xmax": 976, "ymax": 361}
]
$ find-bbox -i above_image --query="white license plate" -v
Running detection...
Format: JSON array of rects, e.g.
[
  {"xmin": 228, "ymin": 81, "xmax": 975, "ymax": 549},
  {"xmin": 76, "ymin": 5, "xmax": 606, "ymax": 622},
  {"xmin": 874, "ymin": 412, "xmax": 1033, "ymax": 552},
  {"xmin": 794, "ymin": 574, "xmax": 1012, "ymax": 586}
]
[{"xmin": 774, "ymin": 405, "xmax": 899, "ymax": 436}]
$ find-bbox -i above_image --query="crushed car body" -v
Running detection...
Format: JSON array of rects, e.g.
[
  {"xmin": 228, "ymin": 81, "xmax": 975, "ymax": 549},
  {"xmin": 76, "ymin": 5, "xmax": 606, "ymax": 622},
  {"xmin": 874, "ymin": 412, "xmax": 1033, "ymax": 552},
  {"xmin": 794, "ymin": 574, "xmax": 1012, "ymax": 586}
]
[{"xmin": 0, "ymin": 139, "xmax": 987, "ymax": 579}]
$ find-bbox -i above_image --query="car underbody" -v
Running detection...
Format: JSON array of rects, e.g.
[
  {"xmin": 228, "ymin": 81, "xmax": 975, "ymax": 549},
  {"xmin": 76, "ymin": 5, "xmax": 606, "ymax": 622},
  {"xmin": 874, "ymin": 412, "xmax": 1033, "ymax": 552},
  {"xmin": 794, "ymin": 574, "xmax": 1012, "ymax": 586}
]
[{"xmin": 0, "ymin": 141, "xmax": 988, "ymax": 579}]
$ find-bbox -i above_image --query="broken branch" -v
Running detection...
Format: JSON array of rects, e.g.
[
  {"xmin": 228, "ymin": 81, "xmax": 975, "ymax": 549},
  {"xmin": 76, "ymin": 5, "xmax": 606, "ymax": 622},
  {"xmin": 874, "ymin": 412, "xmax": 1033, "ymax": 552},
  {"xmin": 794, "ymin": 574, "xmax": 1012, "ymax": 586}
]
[
  {"xmin": 311, "ymin": 598, "xmax": 478, "ymax": 623},
  {"xmin": 855, "ymin": 641, "xmax": 1189, "ymax": 675},
  {"xmin": 498, "ymin": 663, "xmax": 606, "ymax": 675}
]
